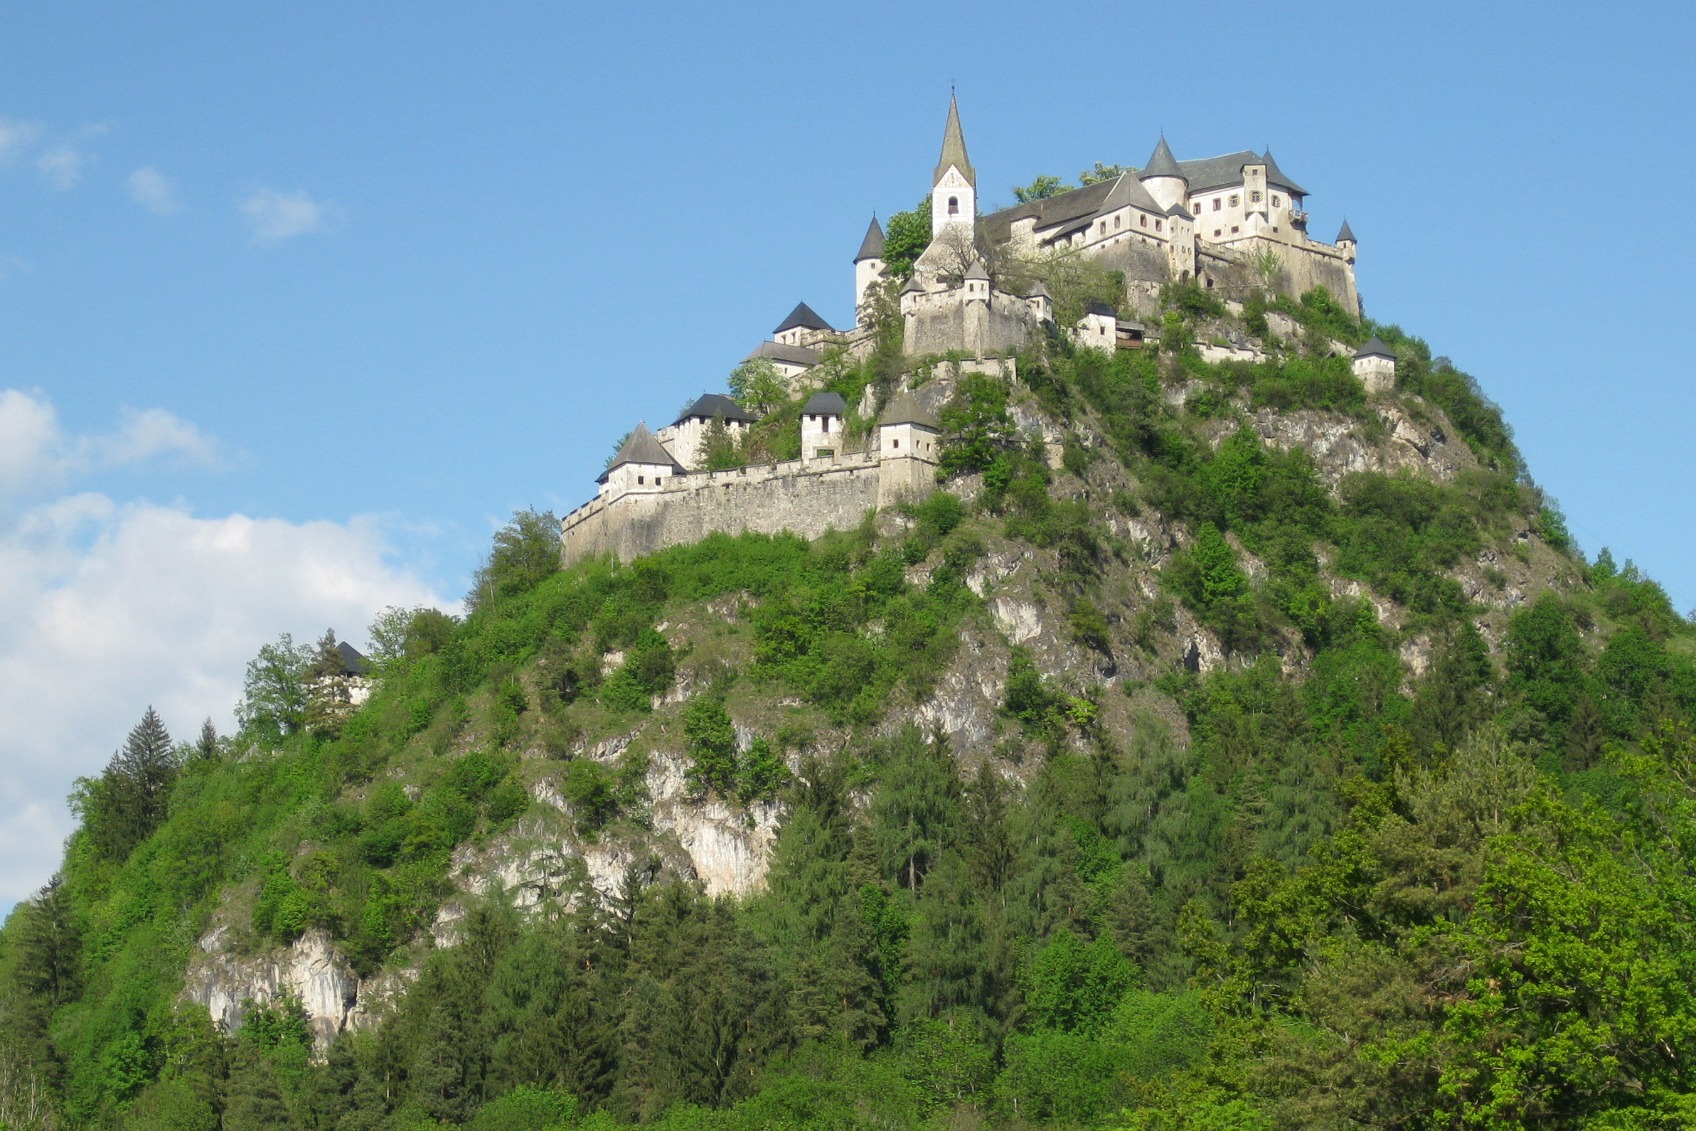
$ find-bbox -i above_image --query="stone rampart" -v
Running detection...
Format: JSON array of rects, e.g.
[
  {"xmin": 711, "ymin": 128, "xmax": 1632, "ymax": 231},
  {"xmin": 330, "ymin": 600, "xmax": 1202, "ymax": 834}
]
[{"xmin": 561, "ymin": 454, "xmax": 885, "ymax": 565}]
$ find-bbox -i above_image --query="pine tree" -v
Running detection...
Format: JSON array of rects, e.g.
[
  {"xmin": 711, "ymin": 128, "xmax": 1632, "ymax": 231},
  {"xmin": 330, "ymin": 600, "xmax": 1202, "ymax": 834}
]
[
  {"xmin": 76, "ymin": 707, "xmax": 178, "ymax": 860},
  {"xmin": 221, "ymin": 1043, "xmax": 293, "ymax": 1130},
  {"xmin": 193, "ymin": 717, "xmax": 219, "ymax": 762}
]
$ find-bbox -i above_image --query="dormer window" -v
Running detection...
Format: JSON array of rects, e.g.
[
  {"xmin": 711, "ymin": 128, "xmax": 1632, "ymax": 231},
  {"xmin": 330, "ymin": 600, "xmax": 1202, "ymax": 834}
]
[{"xmin": 947, "ymin": 196, "xmax": 959, "ymax": 215}]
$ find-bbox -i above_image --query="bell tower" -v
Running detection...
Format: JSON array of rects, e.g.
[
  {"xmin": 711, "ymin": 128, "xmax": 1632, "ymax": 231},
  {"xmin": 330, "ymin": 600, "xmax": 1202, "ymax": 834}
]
[{"xmin": 930, "ymin": 94, "xmax": 976, "ymax": 241}]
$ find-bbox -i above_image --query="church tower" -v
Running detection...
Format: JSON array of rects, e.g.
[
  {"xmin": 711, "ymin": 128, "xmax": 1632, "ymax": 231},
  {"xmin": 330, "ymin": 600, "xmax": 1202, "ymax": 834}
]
[{"xmin": 930, "ymin": 94, "xmax": 976, "ymax": 241}]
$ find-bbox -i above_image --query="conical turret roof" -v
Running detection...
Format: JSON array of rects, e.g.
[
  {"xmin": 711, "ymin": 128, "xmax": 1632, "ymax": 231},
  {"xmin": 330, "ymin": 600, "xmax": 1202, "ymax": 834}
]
[
  {"xmin": 879, "ymin": 391, "xmax": 939, "ymax": 430},
  {"xmin": 1140, "ymin": 136, "xmax": 1184, "ymax": 181},
  {"xmin": 601, "ymin": 422, "xmax": 684, "ymax": 482},
  {"xmin": 1336, "ymin": 218, "xmax": 1356, "ymax": 244},
  {"xmin": 774, "ymin": 301, "xmax": 835, "ymax": 335},
  {"xmin": 964, "ymin": 258, "xmax": 990, "ymax": 281},
  {"xmin": 934, "ymin": 94, "xmax": 976, "ymax": 188},
  {"xmin": 855, "ymin": 215, "xmax": 886, "ymax": 261}
]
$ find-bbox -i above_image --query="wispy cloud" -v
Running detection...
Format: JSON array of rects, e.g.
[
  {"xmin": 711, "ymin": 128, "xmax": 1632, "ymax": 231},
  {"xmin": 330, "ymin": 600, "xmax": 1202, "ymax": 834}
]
[
  {"xmin": 0, "ymin": 117, "xmax": 42, "ymax": 163},
  {"xmin": 36, "ymin": 145, "xmax": 89, "ymax": 190},
  {"xmin": 127, "ymin": 165, "xmax": 180, "ymax": 215},
  {"xmin": 0, "ymin": 388, "xmax": 223, "ymax": 499},
  {"xmin": 241, "ymin": 187, "xmax": 337, "ymax": 244}
]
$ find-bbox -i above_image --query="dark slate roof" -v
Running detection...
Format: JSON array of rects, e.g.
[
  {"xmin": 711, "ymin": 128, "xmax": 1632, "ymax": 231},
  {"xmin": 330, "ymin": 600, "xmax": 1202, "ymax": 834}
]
[
  {"xmin": 964, "ymin": 258, "xmax": 990, "ymax": 281},
  {"xmin": 1258, "ymin": 149, "xmax": 1308, "ymax": 197},
  {"xmin": 1176, "ymin": 150, "xmax": 1306, "ymax": 196},
  {"xmin": 1085, "ymin": 301, "xmax": 1119, "ymax": 318},
  {"xmin": 901, "ymin": 273, "xmax": 926, "ymax": 294},
  {"xmin": 336, "ymin": 641, "xmax": 371, "ymax": 676},
  {"xmin": 600, "ymin": 422, "xmax": 685, "ymax": 482},
  {"xmin": 1100, "ymin": 171, "xmax": 1162, "ymax": 213},
  {"xmin": 879, "ymin": 392, "xmax": 939, "ymax": 430},
  {"xmin": 1336, "ymin": 218, "xmax": 1356, "ymax": 243},
  {"xmin": 1026, "ymin": 279, "xmax": 1052, "ymax": 299},
  {"xmin": 980, "ymin": 176, "xmax": 1118, "ymax": 244},
  {"xmin": 774, "ymin": 301, "xmax": 834, "ymax": 335},
  {"xmin": 674, "ymin": 393, "xmax": 756, "ymax": 426},
  {"xmin": 1140, "ymin": 136, "xmax": 1184, "ymax": 180},
  {"xmin": 934, "ymin": 94, "xmax": 975, "ymax": 187},
  {"xmin": 1166, "ymin": 202, "xmax": 1192, "ymax": 219},
  {"xmin": 1354, "ymin": 336, "xmax": 1396, "ymax": 361},
  {"xmin": 743, "ymin": 340, "xmax": 821, "ymax": 368},
  {"xmin": 803, "ymin": 391, "xmax": 847, "ymax": 416},
  {"xmin": 855, "ymin": 215, "xmax": 885, "ymax": 261}
]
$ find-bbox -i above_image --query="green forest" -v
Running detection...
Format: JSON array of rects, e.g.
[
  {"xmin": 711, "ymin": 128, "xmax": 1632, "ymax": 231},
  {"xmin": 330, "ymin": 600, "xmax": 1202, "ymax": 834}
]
[{"xmin": 4, "ymin": 281, "xmax": 1695, "ymax": 1131}]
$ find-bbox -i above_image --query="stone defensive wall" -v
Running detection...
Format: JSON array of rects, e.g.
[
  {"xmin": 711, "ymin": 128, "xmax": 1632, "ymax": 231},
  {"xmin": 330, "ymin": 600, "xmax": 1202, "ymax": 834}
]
[{"xmin": 560, "ymin": 453, "xmax": 884, "ymax": 566}]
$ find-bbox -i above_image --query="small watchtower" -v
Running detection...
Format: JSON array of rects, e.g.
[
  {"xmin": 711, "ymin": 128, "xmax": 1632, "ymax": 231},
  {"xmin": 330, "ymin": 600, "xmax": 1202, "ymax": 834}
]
[
  {"xmin": 599, "ymin": 423, "xmax": 685, "ymax": 500},
  {"xmin": 800, "ymin": 391, "xmax": 847, "ymax": 466},
  {"xmin": 877, "ymin": 392, "xmax": 940, "ymax": 506},
  {"xmin": 1336, "ymin": 218, "xmax": 1357, "ymax": 263},
  {"xmin": 1352, "ymin": 336, "xmax": 1397, "ymax": 394},
  {"xmin": 854, "ymin": 216, "xmax": 886, "ymax": 319}
]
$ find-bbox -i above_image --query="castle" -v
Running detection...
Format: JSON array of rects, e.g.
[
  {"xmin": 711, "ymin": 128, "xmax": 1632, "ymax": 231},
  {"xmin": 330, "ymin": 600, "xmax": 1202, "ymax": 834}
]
[{"xmin": 560, "ymin": 99, "xmax": 1374, "ymax": 566}]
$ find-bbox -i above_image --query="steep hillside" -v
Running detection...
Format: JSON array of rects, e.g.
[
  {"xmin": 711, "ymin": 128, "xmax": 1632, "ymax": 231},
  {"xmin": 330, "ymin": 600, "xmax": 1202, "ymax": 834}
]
[{"xmin": 5, "ymin": 283, "xmax": 1696, "ymax": 1131}]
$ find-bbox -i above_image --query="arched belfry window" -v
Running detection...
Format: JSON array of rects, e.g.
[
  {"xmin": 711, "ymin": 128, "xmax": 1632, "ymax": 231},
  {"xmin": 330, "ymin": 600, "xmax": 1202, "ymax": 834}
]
[{"xmin": 948, "ymin": 196, "xmax": 959, "ymax": 215}]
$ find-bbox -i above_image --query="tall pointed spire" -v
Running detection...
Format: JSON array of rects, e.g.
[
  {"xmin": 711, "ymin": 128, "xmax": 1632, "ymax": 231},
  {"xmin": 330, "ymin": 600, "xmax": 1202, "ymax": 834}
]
[
  {"xmin": 1336, "ymin": 218, "xmax": 1356, "ymax": 244},
  {"xmin": 933, "ymin": 94, "xmax": 975, "ymax": 188}
]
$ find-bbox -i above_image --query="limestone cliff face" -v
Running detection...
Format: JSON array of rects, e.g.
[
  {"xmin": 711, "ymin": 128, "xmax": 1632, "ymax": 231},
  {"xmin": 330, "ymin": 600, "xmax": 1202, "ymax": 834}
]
[{"xmin": 184, "ymin": 927, "xmax": 359, "ymax": 1049}]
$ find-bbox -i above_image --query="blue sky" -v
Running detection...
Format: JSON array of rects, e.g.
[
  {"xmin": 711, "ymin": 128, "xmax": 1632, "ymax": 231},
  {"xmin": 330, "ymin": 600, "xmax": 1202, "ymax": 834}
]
[{"xmin": 1, "ymin": 1, "xmax": 1692, "ymax": 908}]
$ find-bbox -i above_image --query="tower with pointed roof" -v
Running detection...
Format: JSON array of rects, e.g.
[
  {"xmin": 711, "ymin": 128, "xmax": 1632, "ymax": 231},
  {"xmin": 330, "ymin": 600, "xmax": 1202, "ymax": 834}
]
[
  {"xmin": 854, "ymin": 215, "xmax": 886, "ymax": 320},
  {"xmin": 1336, "ymin": 218, "xmax": 1356, "ymax": 263},
  {"xmin": 929, "ymin": 94, "xmax": 976, "ymax": 242},
  {"xmin": 1139, "ymin": 137, "xmax": 1188, "ymax": 212},
  {"xmin": 598, "ymin": 423, "xmax": 686, "ymax": 502}
]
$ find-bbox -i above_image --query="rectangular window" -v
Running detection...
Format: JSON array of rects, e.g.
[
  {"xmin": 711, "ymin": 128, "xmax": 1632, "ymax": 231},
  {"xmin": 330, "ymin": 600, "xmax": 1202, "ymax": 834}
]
[
  {"xmin": 1212, "ymin": 198, "xmax": 1222, "ymax": 211},
  {"xmin": 822, "ymin": 417, "xmax": 830, "ymax": 433},
  {"xmin": 1213, "ymin": 229, "xmax": 1222, "ymax": 237},
  {"xmin": 1114, "ymin": 215, "xmax": 1121, "ymax": 229},
  {"xmin": 1140, "ymin": 214, "xmax": 1147, "ymax": 228},
  {"xmin": 1231, "ymin": 225, "xmax": 1240, "ymax": 234},
  {"xmin": 637, "ymin": 475, "xmax": 645, "ymax": 485},
  {"xmin": 1272, "ymin": 194, "xmax": 1281, "ymax": 207},
  {"xmin": 1155, "ymin": 219, "xmax": 1163, "ymax": 232},
  {"xmin": 892, "ymin": 438, "xmax": 900, "ymax": 449},
  {"xmin": 1229, "ymin": 194, "xmax": 1240, "ymax": 207}
]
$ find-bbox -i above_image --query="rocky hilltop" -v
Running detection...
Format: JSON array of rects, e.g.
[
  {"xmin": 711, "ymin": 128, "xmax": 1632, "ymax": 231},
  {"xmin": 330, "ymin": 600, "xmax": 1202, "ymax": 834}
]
[{"xmin": 4, "ymin": 279, "xmax": 1695, "ymax": 1131}]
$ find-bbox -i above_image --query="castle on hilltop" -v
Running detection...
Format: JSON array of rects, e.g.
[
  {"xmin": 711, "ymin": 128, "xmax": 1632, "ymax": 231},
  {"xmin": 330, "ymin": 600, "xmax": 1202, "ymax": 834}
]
[{"xmin": 560, "ymin": 98, "xmax": 1370, "ymax": 566}]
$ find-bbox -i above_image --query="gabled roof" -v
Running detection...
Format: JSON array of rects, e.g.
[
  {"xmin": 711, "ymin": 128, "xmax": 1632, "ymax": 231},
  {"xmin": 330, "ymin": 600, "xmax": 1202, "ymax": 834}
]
[
  {"xmin": 934, "ymin": 94, "xmax": 975, "ymax": 188},
  {"xmin": 855, "ymin": 215, "xmax": 885, "ymax": 261},
  {"xmin": 743, "ymin": 340, "xmax": 821, "ymax": 368},
  {"xmin": 1100, "ymin": 171, "xmax": 1162, "ymax": 214},
  {"xmin": 1166, "ymin": 202, "xmax": 1192, "ymax": 219},
  {"xmin": 774, "ymin": 301, "xmax": 834, "ymax": 335},
  {"xmin": 336, "ymin": 641, "xmax": 371, "ymax": 677},
  {"xmin": 674, "ymin": 393, "xmax": 756, "ymax": 426},
  {"xmin": 1176, "ymin": 150, "xmax": 1307, "ymax": 196},
  {"xmin": 600, "ymin": 422, "xmax": 685, "ymax": 482},
  {"xmin": 879, "ymin": 392, "xmax": 939, "ymax": 430},
  {"xmin": 1140, "ymin": 136, "xmax": 1184, "ymax": 181},
  {"xmin": 1026, "ymin": 279, "xmax": 1052, "ymax": 299},
  {"xmin": 1336, "ymin": 218, "xmax": 1356, "ymax": 243},
  {"xmin": 1354, "ymin": 336, "xmax": 1396, "ymax": 361},
  {"xmin": 803, "ymin": 391, "xmax": 847, "ymax": 416}
]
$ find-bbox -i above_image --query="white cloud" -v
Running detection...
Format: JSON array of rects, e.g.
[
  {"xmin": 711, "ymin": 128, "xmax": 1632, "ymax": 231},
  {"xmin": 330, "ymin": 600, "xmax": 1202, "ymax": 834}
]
[
  {"xmin": 0, "ymin": 388, "xmax": 222, "ymax": 499},
  {"xmin": 0, "ymin": 389, "xmax": 448, "ymax": 907},
  {"xmin": 241, "ymin": 187, "xmax": 336, "ymax": 244},
  {"xmin": 127, "ymin": 165, "xmax": 180, "ymax": 215},
  {"xmin": 36, "ymin": 145, "xmax": 89, "ymax": 190},
  {"xmin": 0, "ymin": 116, "xmax": 42, "ymax": 162}
]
